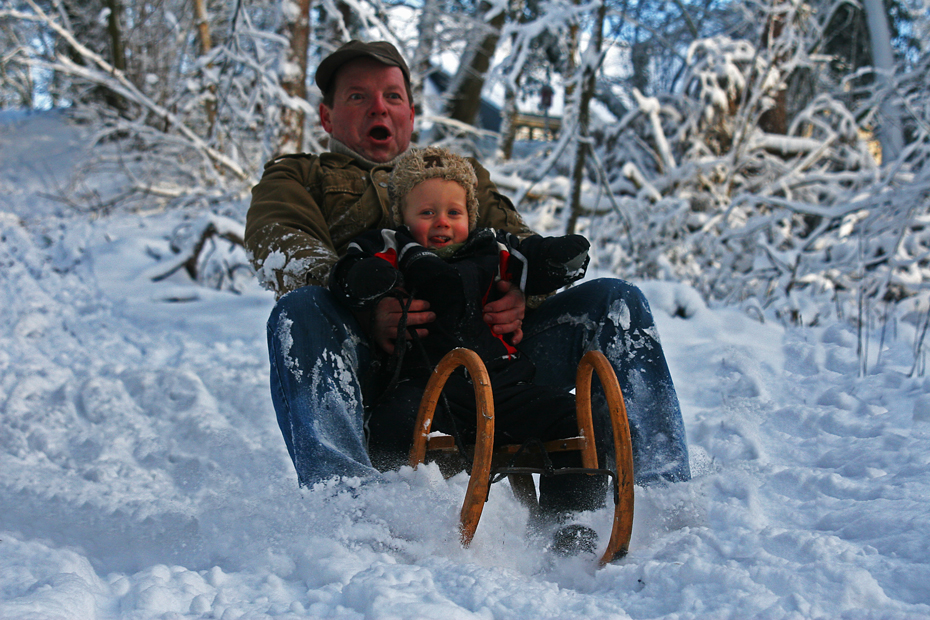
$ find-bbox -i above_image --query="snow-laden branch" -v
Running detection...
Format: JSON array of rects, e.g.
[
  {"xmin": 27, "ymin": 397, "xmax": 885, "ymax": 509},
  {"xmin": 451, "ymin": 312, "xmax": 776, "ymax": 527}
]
[
  {"xmin": 556, "ymin": 23, "xmax": 930, "ymax": 322},
  {"xmin": 7, "ymin": 1, "xmax": 248, "ymax": 180},
  {"xmin": 633, "ymin": 88, "xmax": 676, "ymax": 172}
]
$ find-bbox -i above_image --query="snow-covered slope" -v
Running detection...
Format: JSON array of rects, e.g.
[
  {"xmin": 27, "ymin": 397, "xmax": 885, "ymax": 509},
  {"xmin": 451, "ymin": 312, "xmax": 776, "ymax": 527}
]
[{"xmin": 1, "ymin": 111, "xmax": 928, "ymax": 619}]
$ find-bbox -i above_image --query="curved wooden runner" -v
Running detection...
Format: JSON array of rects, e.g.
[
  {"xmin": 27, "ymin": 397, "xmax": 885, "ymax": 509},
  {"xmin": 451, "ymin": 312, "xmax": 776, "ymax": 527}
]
[
  {"xmin": 408, "ymin": 348, "xmax": 634, "ymax": 563},
  {"xmin": 576, "ymin": 350, "xmax": 635, "ymax": 565},
  {"xmin": 407, "ymin": 348, "xmax": 494, "ymax": 546}
]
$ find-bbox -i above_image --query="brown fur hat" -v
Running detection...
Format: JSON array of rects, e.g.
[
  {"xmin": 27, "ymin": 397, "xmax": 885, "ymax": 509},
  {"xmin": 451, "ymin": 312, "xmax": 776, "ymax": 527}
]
[{"xmin": 389, "ymin": 146, "xmax": 479, "ymax": 230}]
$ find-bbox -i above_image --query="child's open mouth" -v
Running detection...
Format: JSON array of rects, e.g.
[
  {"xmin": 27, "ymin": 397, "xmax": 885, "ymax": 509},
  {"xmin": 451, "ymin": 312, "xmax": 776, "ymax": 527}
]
[{"xmin": 429, "ymin": 236, "xmax": 451, "ymax": 247}]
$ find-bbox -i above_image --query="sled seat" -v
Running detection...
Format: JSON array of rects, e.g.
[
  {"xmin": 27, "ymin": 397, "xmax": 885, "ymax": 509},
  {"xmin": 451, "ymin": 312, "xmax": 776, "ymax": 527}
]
[{"xmin": 407, "ymin": 348, "xmax": 635, "ymax": 565}]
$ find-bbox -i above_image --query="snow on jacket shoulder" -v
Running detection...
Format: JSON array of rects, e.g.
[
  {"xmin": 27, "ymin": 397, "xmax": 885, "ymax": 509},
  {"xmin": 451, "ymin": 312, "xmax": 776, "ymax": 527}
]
[{"xmin": 245, "ymin": 152, "xmax": 533, "ymax": 298}]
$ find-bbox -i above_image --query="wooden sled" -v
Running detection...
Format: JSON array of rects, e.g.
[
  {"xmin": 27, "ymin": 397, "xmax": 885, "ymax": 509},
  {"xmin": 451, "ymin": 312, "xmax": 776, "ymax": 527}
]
[{"xmin": 407, "ymin": 348, "xmax": 635, "ymax": 565}]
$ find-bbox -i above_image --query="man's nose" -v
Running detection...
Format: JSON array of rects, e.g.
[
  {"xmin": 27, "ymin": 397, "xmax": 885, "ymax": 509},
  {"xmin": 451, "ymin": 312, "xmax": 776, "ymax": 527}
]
[{"xmin": 368, "ymin": 95, "xmax": 388, "ymax": 115}]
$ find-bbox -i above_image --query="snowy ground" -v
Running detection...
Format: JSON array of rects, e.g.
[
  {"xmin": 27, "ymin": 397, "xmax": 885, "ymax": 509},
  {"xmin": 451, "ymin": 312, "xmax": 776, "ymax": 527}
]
[{"xmin": 2, "ymin": 110, "xmax": 929, "ymax": 619}]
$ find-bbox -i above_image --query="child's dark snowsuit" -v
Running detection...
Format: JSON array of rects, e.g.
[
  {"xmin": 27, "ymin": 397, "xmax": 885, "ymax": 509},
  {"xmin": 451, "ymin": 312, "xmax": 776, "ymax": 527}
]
[{"xmin": 330, "ymin": 226, "xmax": 605, "ymax": 517}]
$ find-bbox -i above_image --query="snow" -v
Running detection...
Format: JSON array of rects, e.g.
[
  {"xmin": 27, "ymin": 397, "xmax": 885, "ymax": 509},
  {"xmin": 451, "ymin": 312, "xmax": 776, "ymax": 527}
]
[{"xmin": 2, "ymin": 110, "xmax": 930, "ymax": 619}]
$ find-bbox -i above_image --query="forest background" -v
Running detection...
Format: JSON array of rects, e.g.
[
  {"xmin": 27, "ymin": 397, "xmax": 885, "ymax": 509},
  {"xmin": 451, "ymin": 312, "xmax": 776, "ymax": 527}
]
[{"xmin": 2, "ymin": 0, "xmax": 930, "ymax": 368}]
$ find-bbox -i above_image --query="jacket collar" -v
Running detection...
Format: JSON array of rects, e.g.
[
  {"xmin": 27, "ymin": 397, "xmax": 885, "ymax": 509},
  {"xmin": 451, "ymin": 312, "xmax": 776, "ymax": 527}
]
[{"xmin": 328, "ymin": 138, "xmax": 410, "ymax": 170}]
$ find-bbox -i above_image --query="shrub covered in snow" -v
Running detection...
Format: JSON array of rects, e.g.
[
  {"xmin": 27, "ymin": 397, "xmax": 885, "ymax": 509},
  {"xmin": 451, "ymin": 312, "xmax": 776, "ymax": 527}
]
[{"xmin": 569, "ymin": 33, "xmax": 930, "ymax": 335}]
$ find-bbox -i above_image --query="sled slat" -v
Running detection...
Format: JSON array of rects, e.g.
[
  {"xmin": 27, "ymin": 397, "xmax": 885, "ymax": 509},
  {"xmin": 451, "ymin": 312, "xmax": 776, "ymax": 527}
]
[{"xmin": 425, "ymin": 434, "xmax": 588, "ymax": 455}]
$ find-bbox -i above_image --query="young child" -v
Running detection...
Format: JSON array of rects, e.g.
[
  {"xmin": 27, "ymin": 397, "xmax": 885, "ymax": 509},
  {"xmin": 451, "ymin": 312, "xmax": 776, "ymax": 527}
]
[{"xmin": 329, "ymin": 146, "xmax": 605, "ymax": 553}]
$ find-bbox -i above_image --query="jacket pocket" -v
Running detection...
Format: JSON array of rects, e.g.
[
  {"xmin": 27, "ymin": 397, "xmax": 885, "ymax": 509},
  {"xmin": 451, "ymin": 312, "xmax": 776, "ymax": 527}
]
[
  {"xmin": 321, "ymin": 171, "xmax": 376, "ymax": 250},
  {"xmin": 322, "ymin": 170, "xmax": 367, "ymax": 197},
  {"xmin": 320, "ymin": 170, "xmax": 366, "ymax": 216}
]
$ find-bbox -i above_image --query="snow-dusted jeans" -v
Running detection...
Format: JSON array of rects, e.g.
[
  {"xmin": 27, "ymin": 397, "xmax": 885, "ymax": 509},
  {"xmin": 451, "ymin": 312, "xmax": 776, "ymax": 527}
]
[{"xmin": 266, "ymin": 278, "xmax": 691, "ymax": 487}]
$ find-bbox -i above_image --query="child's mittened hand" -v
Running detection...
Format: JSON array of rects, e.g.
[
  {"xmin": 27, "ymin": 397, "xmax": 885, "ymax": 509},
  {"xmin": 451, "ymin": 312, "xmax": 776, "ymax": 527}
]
[
  {"xmin": 346, "ymin": 258, "xmax": 402, "ymax": 307},
  {"xmin": 542, "ymin": 234, "xmax": 590, "ymax": 265},
  {"xmin": 457, "ymin": 228, "xmax": 495, "ymax": 257},
  {"xmin": 397, "ymin": 243, "xmax": 434, "ymax": 270},
  {"xmin": 403, "ymin": 250, "xmax": 456, "ymax": 287}
]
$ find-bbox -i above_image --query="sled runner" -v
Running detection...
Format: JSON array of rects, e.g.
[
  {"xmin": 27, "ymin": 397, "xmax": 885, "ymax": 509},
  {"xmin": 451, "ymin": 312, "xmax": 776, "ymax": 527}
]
[{"xmin": 407, "ymin": 348, "xmax": 635, "ymax": 565}]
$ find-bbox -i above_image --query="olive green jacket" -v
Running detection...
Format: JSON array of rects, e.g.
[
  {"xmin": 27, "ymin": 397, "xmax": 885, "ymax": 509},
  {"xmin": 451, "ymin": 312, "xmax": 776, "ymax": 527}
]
[{"xmin": 245, "ymin": 152, "xmax": 533, "ymax": 297}]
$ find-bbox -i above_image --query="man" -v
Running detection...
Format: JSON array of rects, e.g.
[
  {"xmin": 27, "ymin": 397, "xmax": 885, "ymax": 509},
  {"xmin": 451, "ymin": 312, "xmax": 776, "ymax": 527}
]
[{"xmin": 245, "ymin": 40, "xmax": 690, "ymax": 508}]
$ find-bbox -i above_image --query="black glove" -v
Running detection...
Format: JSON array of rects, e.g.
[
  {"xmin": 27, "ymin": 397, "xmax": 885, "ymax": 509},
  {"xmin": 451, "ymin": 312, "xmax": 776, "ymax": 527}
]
[
  {"xmin": 401, "ymin": 249, "xmax": 457, "ymax": 290},
  {"xmin": 518, "ymin": 234, "xmax": 590, "ymax": 293},
  {"xmin": 340, "ymin": 257, "xmax": 403, "ymax": 309},
  {"xmin": 524, "ymin": 234, "xmax": 589, "ymax": 270},
  {"xmin": 455, "ymin": 228, "xmax": 496, "ymax": 259},
  {"xmin": 389, "ymin": 227, "xmax": 456, "ymax": 287},
  {"xmin": 545, "ymin": 234, "xmax": 590, "ymax": 267}
]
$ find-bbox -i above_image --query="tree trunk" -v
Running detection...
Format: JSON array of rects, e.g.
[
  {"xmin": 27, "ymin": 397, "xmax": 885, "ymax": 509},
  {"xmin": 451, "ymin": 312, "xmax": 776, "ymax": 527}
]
[
  {"xmin": 496, "ymin": 1, "xmax": 528, "ymax": 159},
  {"xmin": 758, "ymin": 8, "xmax": 788, "ymax": 135},
  {"xmin": 566, "ymin": 0, "xmax": 606, "ymax": 235},
  {"xmin": 630, "ymin": 38, "xmax": 649, "ymax": 95},
  {"xmin": 103, "ymin": 0, "xmax": 125, "ymax": 72},
  {"xmin": 192, "ymin": 0, "xmax": 216, "ymax": 132},
  {"xmin": 628, "ymin": 0, "xmax": 648, "ymax": 97},
  {"xmin": 95, "ymin": 0, "xmax": 127, "ymax": 112},
  {"xmin": 278, "ymin": 0, "xmax": 312, "ymax": 155},
  {"xmin": 412, "ymin": 0, "xmax": 438, "ymax": 121},
  {"xmin": 443, "ymin": 1, "xmax": 506, "ymax": 127},
  {"xmin": 193, "ymin": 0, "xmax": 213, "ymax": 60},
  {"xmin": 497, "ymin": 80, "xmax": 519, "ymax": 160},
  {"xmin": 862, "ymin": 0, "xmax": 904, "ymax": 162}
]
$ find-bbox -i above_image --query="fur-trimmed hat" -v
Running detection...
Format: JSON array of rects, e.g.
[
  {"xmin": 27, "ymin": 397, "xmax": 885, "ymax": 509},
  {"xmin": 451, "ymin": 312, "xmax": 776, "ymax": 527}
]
[{"xmin": 389, "ymin": 147, "xmax": 479, "ymax": 230}]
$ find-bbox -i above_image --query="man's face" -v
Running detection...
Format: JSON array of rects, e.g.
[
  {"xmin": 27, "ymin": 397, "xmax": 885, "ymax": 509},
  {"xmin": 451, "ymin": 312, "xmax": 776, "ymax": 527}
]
[
  {"xmin": 402, "ymin": 178, "xmax": 470, "ymax": 249},
  {"xmin": 319, "ymin": 58, "xmax": 415, "ymax": 163}
]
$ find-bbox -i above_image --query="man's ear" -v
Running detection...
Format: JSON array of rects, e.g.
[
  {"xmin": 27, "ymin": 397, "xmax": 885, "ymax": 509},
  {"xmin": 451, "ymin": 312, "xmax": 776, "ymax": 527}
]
[{"xmin": 319, "ymin": 103, "xmax": 333, "ymax": 133}]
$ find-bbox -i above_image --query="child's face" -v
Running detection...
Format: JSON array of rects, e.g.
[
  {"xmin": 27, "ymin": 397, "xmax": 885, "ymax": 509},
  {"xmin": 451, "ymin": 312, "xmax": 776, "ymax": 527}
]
[{"xmin": 402, "ymin": 178, "xmax": 470, "ymax": 249}]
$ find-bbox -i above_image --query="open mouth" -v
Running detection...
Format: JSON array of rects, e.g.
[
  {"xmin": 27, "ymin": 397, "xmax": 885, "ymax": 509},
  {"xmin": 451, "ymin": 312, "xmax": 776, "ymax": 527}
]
[
  {"xmin": 429, "ymin": 236, "xmax": 451, "ymax": 247},
  {"xmin": 368, "ymin": 126, "xmax": 391, "ymax": 141}
]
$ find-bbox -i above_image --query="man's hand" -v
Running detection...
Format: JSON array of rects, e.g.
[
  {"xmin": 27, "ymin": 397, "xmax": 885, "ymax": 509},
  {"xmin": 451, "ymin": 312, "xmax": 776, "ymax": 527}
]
[
  {"xmin": 483, "ymin": 280, "xmax": 525, "ymax": 345},
  {"xmin": 368, "ymin": 295, "xmax": 435, "ymax": 354}
]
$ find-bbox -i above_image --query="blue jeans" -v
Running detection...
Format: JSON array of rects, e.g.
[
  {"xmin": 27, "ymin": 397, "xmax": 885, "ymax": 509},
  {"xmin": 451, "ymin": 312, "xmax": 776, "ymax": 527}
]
[{"xmin": 266, "ymin": 278, "xmax": 691, "ymax": 487}]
